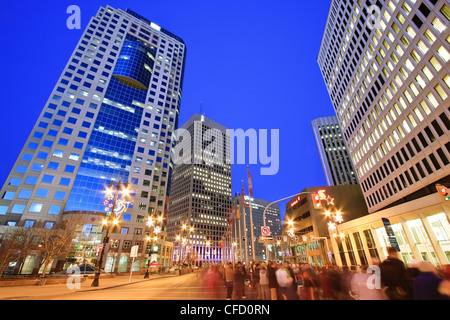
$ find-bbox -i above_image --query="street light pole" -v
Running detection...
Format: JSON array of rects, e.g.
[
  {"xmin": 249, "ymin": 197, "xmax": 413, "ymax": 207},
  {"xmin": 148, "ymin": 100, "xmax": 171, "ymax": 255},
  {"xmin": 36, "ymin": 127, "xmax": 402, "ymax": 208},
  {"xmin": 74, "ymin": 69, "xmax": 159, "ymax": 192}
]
[
  {"xmin": 91, "ymin": 180, "xmax": 127, "ymax": 287},
  {"xmin": 262, "ymin": 192, "xmax": 311, "ymax": 262},
  {"xmin": 144, "ymin": 215, "xmax": 163, "ymax": 278}
]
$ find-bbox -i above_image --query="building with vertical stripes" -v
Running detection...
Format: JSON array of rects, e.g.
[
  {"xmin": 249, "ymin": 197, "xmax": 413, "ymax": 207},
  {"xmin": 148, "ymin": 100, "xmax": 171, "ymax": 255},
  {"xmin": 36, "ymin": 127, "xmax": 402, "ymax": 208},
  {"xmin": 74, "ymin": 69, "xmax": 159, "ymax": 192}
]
[
  {"xmin": 312, "ymin": 116, "xmax": 359, "ymax": 186},
  {"xmin": 317, "ymin": 0, "xmax": 450, "ymax": 268},
  {"xmin": 167, "ymin": 114, "xmax": 233, "ymax": 266},
  {"xmin": 318, "ymin": 0, "xmax": 449, "ymax": 213}
]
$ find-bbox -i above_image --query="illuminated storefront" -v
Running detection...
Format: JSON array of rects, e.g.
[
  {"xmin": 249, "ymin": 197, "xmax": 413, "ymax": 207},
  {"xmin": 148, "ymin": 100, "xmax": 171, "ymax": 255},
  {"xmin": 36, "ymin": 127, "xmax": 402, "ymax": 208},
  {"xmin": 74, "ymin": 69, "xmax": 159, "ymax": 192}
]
[{"xmin": 331, "ymin": 193, "xmax": 450, "ymax": 268}]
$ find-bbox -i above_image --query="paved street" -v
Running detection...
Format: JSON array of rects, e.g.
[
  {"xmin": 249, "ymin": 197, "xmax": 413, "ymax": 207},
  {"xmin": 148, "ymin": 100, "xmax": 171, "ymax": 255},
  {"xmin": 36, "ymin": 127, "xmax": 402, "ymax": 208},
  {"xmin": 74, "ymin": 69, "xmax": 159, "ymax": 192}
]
[{"xmin": 0, "ymin": 272, "xmax": 256, "ymax": 300}]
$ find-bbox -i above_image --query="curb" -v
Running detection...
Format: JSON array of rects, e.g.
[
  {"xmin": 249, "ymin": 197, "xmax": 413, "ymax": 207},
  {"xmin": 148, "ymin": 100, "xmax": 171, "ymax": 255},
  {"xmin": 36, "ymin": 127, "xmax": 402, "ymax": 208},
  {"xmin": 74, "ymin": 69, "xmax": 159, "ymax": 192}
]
[
  {"xmin": 80, "ymin": 274, "xmax": 178, "ymax": 292},
  {"xmin": 0, "ymin": 274, "xmax": 181, "ymax": 300}
]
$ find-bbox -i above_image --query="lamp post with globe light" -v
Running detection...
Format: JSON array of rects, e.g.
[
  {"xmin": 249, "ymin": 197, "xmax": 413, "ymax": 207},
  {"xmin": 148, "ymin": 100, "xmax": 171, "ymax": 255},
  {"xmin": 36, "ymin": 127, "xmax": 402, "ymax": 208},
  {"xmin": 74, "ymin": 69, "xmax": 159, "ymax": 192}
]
[
  {"xmin": 91, "ymin": 181, "xmax": 131, "ymax": 287},
  {"xmin": 144, "ymin": 215, "xmax": 164, "ymax": 278}
]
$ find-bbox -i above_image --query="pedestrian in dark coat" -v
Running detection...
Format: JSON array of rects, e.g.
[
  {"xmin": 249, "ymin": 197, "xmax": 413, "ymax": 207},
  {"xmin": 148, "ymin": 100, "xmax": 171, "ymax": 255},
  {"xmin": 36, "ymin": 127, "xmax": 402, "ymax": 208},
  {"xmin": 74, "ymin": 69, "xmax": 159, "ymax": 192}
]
[
  {"xmin": 414, "ymin": 261, "xmax": 449, "ymax": 300},
  {"xmin": 380, "ymin": 247, "xmax": 412, "ymax": 300},
  {"xmin": 268, "ymin": 261, "xmax": 279, "ymax": 300},
  {"xmin": 234, "ymin": 263, "xmax": 245, "ymax": 300}
]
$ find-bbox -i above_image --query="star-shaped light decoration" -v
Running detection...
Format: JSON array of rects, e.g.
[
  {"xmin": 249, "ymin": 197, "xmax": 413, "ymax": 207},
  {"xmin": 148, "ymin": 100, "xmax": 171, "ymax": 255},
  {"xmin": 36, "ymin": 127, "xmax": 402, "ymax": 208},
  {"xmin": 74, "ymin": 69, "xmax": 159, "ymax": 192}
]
[{"xmin": 326, "ymin": 195, "xmax": 335, "ymax": 206}]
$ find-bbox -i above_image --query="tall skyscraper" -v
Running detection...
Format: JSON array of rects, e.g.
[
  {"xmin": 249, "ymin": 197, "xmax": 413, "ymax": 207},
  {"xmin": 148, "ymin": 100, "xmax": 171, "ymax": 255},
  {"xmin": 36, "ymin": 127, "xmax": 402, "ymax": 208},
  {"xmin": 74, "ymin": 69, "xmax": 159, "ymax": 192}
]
[
  {"xmin": 167, "ymin": 114, "xmax": 232, "ymax": 265},
  {"xmin": 0, "ymin": 6, "xmax": 186, "ymax": 271},
  {"xmin": 318, "ymin": 0, "xmax": 449, "ymax": 213},
  {"xmin": 311, "ymin": 116, "xmax": 359, "ymax": 186},
  {"xmin": 232, "ymin": 195, "xmax": 282, "ymax": 263}
]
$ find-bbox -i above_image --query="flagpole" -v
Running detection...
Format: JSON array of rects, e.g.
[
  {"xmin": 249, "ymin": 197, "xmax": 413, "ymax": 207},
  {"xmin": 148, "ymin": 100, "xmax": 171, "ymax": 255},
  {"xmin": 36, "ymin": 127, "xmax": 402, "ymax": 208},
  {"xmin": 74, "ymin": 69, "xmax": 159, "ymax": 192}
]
[
  {"xmin": 247, "ymin": 166, "xmax": 256, "ymax": 261},
  {"xmin": 238, "ymin": 210, "xmax": 242, "ymax": 263},
  {"xmin": 233, "ymin": 206, "xmax": 238, "ymax": 267},
  {"xmin": 241, "ymin": 180, "xmax": 248, "ymax": 265}
]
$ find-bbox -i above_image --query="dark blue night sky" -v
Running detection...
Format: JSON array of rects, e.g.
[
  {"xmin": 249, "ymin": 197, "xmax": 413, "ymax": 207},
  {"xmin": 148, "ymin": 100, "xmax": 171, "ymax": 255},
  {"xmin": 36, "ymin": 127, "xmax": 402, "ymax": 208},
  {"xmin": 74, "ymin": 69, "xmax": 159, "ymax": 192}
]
[{"xmin": 0, "ymin": 0, "xmax": 335, "ymax": 221}]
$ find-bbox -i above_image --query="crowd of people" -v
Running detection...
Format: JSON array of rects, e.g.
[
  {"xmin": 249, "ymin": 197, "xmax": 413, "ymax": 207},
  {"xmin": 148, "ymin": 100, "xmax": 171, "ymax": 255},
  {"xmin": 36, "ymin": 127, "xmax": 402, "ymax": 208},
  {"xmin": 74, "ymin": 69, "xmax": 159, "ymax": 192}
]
[{"xmin": 200, "ymin": 247, "xmax": 450, "ymax": 300}]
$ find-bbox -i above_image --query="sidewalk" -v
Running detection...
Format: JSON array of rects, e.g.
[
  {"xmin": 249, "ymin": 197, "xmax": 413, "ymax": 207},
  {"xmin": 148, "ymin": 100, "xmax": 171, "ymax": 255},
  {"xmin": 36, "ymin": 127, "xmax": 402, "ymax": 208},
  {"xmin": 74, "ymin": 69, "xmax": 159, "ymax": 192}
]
[{"xmin": 0, "ymin": 273, "xmax": 178, "ymax": 300}]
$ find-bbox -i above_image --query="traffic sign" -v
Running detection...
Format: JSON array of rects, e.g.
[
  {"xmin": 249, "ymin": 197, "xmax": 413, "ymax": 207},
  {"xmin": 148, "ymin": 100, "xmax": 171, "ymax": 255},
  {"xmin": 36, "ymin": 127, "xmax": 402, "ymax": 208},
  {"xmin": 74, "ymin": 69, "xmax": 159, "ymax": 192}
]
[
  {"xmin": 130, "ymin": 245, "xmax": 139, "ymax": 258},
  {"xmin": 261, "ymin": 226, "xmax": 271, "ymax": 236}
]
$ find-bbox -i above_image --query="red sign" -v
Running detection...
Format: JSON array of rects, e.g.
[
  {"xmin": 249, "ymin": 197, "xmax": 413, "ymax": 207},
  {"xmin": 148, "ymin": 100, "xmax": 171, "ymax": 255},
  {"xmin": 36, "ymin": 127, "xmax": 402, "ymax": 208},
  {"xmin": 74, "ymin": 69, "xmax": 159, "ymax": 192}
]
[
  {"xmin": 290, "ymin": 196, "xmax": 301, "ymax": 207},
  {"xmin": 317, "ymin": 190, "xmax": 327, "ymax": 200},
  {"xmin": 148, "ymin": 261, "xmax": 162, "ymax": 267},
  {"xmin": 261, "ymin": 226, "xmax": 271, "ymax": 236}
]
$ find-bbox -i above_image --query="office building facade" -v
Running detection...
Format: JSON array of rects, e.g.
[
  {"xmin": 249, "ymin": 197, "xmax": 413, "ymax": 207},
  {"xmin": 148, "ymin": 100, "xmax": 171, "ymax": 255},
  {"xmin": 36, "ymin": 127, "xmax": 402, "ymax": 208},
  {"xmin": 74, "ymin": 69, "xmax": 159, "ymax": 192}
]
[
  {"xmin": 0, "ymin": 6, "xmax": 186, "ymax": 273},
  {"xmin": 167, "ymin": 114, "xmax": 233, "ymax": 266},
  {"xmin": 311, "ymin": 116, "xmax": 359, "ymax": 186},
  {"xmin": 318, "ymin": 0, "xmax": 450, "ymax": 213},
  {"xmin": 232, "ymin": 195, "xmax": 282, "ymax": 263},
  {"xmin": 283, "ymin": 185, "xmax": 369, "ymax": 266}
]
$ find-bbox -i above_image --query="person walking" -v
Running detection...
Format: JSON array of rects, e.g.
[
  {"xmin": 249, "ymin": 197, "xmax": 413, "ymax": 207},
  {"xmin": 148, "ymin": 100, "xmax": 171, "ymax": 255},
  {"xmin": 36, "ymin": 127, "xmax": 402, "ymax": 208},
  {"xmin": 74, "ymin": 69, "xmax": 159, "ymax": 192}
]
[
  {"xmin": 259, "ymin": 262, "xmax": 270, "ymax": 300},
  {"xmin": 276, "ymin": 262, "xmax": 295, "ymax": 300},
  {"xmin": 253, "ymin": 262, "xmax": 261, "ymax": 299},
  {"xmin": 302, "ymin": 266, "xmax": 320, "ymax": 300},
  {"xmin": 413, "ymin": 261, "xmax": 449, "ymax": 300},
  {"xmin": 380, "ymin": 246, "xmax": 412, "ymax": 300},
  {"xmin": 233, "ymin": 262, "xmax": 245, "ymax": 300},
  {"xmin": 204, "ymin": 266, "xmax": 222, "ymax": 300},
  {"xmin": 225, "ymin": 262, "xmax": 234, "ymax": 300},
  {"xmin": 268, "ymin": 261, "xmax": 279, "ymax": 300}
]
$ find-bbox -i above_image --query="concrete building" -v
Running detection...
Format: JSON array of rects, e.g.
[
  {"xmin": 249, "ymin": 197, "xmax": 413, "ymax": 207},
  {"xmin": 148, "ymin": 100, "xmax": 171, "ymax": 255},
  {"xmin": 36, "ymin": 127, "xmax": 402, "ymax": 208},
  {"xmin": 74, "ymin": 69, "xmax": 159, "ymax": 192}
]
[
  {"xmin": 283, "ymin": 185, "xmax": 369, "ymax": 266},
  {"xmin": 311, "ymin": 116, "xmax": 359, "ymax": 186},
  {"xmin": 317, "ymin": 0, "xmax": 450, "ymax": 268},
  {"xmin": 232, "ymin": 194, "xmax": 282, "ymax": 263},
  {"xmin": 330, "ymin": 193, "xmax": 450, "ymax": 267},
  {"xmin": 167, "ymin": 114, "xmax": 233, "ymax": 266},
  {"xmin": 318, "ymin": 0, "xmax": 450, "ymax": 213}
]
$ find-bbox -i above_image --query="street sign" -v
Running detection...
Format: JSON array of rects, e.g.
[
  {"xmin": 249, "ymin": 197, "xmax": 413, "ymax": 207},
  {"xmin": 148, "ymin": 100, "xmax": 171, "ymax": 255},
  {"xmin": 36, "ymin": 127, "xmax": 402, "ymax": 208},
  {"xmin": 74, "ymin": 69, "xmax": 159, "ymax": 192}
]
[
  {"xmin": 130, "ymin": 245, "xmax": 139, "ymax": 258},
  {"xmin": 261, "ymin": 226, "xmax": 271, "ymax": 236},
  {"xmin": 382, "ymin": 218, "xmax": 400, "ymax": 252},
  {"xmin": 327, "ymin": 251, "xmax": 332, "ymax": 261}
]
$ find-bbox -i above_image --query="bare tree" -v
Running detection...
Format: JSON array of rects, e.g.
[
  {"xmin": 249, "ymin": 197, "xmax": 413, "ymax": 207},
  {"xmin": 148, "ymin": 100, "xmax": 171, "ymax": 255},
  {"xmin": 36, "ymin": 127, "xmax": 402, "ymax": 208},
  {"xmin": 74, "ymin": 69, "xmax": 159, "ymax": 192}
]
[
  {"xmin": 0, "ymin": 228, "xmax": 26, "ymax": 277},
  {"xmin": 14, "ymin": 227, "xmax": 39, "ymax": 274},
  {"xmin": 36, "ymin": 216, "xmax": 82, "ymax": 282}
]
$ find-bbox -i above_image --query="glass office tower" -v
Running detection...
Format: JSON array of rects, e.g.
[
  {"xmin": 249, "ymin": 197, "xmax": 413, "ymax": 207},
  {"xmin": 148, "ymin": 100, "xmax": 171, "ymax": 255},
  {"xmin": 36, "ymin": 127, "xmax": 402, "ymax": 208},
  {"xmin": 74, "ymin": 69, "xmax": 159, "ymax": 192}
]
[
  {"xmin": 0, "ymin": 6, "xmax": 186, "ymax": 271},
  {"xmin": 318, "ymin": 0, "xmax": 449, "ymax": 213}
]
